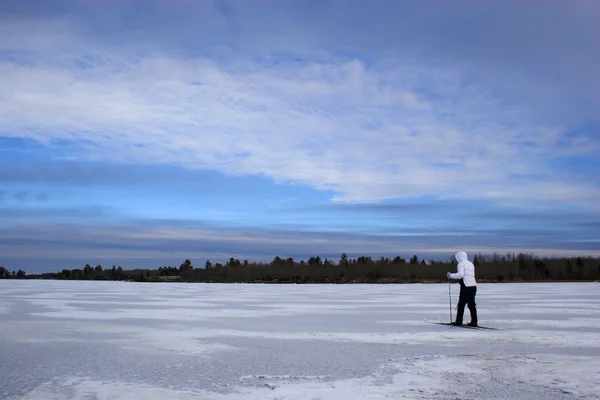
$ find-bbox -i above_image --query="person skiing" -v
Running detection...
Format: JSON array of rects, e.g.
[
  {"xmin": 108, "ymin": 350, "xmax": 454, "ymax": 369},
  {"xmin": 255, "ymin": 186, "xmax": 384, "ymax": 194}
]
[{"xmin": 446, "ymin": 251, "xmax": 478, "ymax": 327}]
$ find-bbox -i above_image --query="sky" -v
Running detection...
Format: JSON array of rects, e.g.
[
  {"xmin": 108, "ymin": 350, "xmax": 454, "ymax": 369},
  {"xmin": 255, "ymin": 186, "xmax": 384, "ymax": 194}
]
[{"xmin": 1, "ymin": 0, "xmax": 599, "ymax": 273}]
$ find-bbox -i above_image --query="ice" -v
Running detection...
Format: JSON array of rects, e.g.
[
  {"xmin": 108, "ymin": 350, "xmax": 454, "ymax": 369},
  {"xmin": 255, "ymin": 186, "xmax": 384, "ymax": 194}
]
[
  {"xmin": 1, "ymin": 281, "xmax": 599, "ymax": 399},
  {"xmin": 0, "ymin": 302, "xmax": 11, "ymax": 314}
]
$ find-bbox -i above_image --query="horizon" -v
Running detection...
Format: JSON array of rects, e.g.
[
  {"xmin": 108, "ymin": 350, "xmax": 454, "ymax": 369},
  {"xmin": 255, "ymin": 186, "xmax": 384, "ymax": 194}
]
[
  {"xmin": 4, "ymin": 249, "xmax": 600, "ymax": 276},
  {"xmin": 1, "ymin": 0, "xmax": 599, "ymax": 274}
]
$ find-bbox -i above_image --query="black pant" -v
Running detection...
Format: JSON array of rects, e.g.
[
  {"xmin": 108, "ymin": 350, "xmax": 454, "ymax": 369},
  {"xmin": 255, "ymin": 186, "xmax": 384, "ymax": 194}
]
[{"xmin": 456, "ymin": 285, "xmax": 477, "ymax": 325}]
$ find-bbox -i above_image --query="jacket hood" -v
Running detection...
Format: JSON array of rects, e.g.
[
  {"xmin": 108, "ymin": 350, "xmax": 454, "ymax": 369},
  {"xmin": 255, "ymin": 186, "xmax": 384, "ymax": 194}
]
[{"xmin": 455, "ymin": 251, "xmax": 468, "ymax": 263}]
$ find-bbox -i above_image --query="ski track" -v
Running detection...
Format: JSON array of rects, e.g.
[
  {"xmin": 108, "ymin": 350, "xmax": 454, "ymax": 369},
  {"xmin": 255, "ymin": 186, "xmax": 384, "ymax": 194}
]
[{"xmin": 1, "ymin": 281, "xmax": 599, "ymax": 399}]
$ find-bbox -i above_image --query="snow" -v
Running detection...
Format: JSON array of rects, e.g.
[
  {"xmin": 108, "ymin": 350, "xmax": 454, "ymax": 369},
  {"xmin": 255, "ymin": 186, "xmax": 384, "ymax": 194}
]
[
  {"xmin": 1, "ymin": 281, "xmax": 599, "ymax": 399},
  {"xmin": 0, "ymin": 302, "xmax": 11, "ymax": 314}
]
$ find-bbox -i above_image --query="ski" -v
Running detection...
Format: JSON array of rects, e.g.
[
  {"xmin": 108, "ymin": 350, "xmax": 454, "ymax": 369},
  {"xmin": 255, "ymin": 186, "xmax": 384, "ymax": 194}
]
[{"xmin": 431, "ymin": 322, "xmax": 499, "ymax": 330}]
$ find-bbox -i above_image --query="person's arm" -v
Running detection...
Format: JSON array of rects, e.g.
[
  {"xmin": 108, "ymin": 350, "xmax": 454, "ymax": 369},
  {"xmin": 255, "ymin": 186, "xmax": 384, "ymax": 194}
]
[{"xmin": 448, "ymin": 264, "xmax": 465, "ymax": 280}]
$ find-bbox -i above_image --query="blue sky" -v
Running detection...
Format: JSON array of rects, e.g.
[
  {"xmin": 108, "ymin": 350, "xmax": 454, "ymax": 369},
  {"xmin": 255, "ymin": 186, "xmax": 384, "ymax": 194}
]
[{"xmin": 1, "ymin": 0, "xmax": 599, "ymax": 273}]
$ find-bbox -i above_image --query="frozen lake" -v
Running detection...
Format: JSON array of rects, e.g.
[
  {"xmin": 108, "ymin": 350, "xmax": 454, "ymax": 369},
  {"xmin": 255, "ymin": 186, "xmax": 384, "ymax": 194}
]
[{"xmin": 1, "ymin": 280, "xmax": 599, "ymax": 399}]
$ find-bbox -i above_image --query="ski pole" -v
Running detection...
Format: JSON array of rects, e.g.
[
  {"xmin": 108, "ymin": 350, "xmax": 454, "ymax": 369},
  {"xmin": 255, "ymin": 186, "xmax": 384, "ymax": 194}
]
[{"xmin": 448, "ymin": 279, "xmax": 452, "ymax": 323}]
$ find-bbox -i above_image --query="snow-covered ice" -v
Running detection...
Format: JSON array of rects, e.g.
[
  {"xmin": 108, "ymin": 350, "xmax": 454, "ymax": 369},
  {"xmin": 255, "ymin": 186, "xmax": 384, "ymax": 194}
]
[{"xmin": 1, "ymin": 281, "xmax": 599, "ymax": 399}]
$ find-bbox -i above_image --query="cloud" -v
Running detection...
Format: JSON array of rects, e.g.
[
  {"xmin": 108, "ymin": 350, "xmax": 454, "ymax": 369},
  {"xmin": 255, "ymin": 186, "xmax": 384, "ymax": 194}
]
[
  {"xmin": 0, "ymin": 156, "xmax": 275, "ymax": 195},
  {"xmin": 0, "ymin": 189, "xmax": 51, "ymax": 203},
  {"xmin": 0, "ymin": 158, "xmax": 193, "ymax": 186},
  {"xmin": 0, "ymin": 205, "xmax": 117, "ymax": 220},
  {"xmin": 0, "ymin": 0, "xmax": 599, "ymax": 208},
  {"xmin": 13, "ymin": 191, "xmax": 28, "ymax": 202},
  {"xmin": 35, "ymin": 193, "xmax": 50, "ymax": 201}
]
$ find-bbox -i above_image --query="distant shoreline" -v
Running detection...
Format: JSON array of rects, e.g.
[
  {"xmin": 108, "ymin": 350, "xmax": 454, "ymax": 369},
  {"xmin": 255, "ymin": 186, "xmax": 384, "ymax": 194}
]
[
  {"xmin": 3, "ymin": 253, "xmax": 599, "ymax": 283},
  {"xmin": 5, "ymin": 277, "xmax": 598, "ymax": 284}
]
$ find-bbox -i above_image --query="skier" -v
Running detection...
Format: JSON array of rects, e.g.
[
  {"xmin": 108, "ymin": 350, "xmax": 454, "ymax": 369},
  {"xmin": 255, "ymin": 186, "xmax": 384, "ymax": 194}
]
[{"xmin": 446, "ymin": 251, "xmax": 478, "ymax": 327}]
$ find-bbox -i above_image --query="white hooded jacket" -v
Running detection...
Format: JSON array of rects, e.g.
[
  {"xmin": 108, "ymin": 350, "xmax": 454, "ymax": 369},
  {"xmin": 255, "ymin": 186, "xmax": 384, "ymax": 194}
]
[{"xmin": 449, "ymin": 251, "xmax": 477, "ymax": 287}]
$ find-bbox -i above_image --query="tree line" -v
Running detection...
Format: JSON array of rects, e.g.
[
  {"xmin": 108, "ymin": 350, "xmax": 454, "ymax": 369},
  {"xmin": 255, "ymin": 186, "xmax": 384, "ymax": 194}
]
[{"xmin": 2, "ymin": 252, "xmax": 600, "ymax": 283}]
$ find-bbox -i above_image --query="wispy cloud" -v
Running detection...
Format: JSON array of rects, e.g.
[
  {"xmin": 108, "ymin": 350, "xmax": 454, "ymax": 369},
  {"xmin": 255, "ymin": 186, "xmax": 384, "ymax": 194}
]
[
  {"xmin": 13, "ymin": 191, "xmax": 28, "ymax": 202},
  {"xmin": 0, "ymin": 189, "xmax": 49, "ymax": 203},
  {"xmin": 1, "ymin": 1, "xmax": 598, "ymax": 207}
]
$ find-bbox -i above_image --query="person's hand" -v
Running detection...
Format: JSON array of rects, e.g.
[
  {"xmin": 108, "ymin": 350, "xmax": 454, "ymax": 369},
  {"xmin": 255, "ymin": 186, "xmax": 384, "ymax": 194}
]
[{"xmin": 446, "ymin": 272, "xmax": 451, "ymax": 279}]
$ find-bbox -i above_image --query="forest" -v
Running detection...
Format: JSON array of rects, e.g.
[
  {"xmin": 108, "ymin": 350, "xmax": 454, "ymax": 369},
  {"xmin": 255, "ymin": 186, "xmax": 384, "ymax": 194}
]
[{"xmin": 2, "ymin": 252, "xmax": 600, "ymax": 283}]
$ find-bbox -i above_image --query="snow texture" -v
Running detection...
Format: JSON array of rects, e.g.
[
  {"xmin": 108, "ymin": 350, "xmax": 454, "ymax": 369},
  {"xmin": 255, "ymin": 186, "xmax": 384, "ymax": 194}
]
[{"xmin": 1, "ymin": 281, "xmax": 599, "ymax": 399}]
